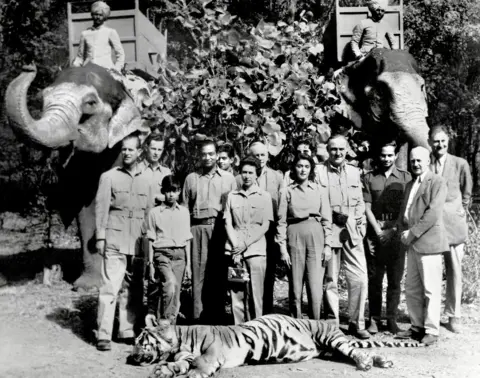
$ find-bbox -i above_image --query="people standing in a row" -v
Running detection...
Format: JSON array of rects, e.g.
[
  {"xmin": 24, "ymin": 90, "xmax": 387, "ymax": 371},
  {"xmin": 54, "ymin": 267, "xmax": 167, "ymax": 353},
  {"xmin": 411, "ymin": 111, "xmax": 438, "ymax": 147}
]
[
  {"xmin": 224, "ymin": 157, "xmax": 273, "ymax": 323},
  {"xmin": 318, "ymin": 135, "xmax": 370, "ymax": 339},
  {"xmin": 428, "ymin": 125, "xmax": 472, "ymax": 333},
  {"xmin": 362, "ymin": 141, "xmax": 411, "ymax": 335},
  {"xmin": 276, "ymin": 153, "xmax": 332, "ymax": 320},
  {"xmin": 237, "ymin": 141, "xmax": 284, "ymax": 315},
  {"xmin": 95, "ymin": 134, "xmax": 153, "ymax": 351},
  {"xmin": 182, "ymin": 140, "xmax": 237, "ymax": 323}
]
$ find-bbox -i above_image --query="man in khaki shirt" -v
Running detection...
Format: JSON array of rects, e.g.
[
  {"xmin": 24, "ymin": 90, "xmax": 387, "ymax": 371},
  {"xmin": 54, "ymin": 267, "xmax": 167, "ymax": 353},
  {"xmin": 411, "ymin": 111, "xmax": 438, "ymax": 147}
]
[
  {"xmin": 95, "ymin": 133, "xmax": 153, "ymax": 351},
  {"xmin": 317, "ymin": 135, "xmax": 370, "ymax": 339},
  {"xmin": 139, "ymin": 134, "xmax": 172, "ymax": 204},
  {"xmin": 182, "ymin": 139, "xmax": 237, "ymax": 323}
]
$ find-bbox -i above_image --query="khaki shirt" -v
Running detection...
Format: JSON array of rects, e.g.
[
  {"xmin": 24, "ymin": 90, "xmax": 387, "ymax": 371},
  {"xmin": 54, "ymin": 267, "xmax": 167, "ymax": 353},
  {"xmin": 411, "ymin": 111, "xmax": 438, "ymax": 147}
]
[
  {"xmin": 276, "ymin": 181, "xmax": 333, "ymax": 249},
  {"xmin": 139, "ymin": 160, "xmax": 172, "ymax": 203},
  {"xmin": 95, "ymin": 165, "xmax": 153, "ymax": 256},
  {"xmin": 223, "ymin": 186, "xmax": 273, "ymax": 258},
  {"xmin": 317, "ymin": 162, "xmax": 366, "ymax": 248},
  {"xmin": 145, "ymin": 203, "xmax": 193, "ymax": 249},
  {"xmin": 182, "ymin": 166, "xmax": 237, "ymax": 219}
]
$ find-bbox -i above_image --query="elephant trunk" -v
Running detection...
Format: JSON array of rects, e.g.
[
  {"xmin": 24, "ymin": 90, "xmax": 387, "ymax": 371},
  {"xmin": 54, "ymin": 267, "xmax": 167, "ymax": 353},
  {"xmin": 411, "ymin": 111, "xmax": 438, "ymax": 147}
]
[{"xmin": 5, "ymin": 66, "xmax": 80, "ymax": 148}]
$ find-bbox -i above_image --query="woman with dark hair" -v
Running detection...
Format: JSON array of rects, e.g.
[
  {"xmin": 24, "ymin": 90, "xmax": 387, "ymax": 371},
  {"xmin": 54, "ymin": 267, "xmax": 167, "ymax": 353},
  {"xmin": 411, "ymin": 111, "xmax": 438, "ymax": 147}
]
[
  {"xmin": 223, "ymin": 157, "xmax": 273, "ymax": 323},
  {"xmin": 276, "ymin": 153, "xmax": 333, "ymax": 320}
]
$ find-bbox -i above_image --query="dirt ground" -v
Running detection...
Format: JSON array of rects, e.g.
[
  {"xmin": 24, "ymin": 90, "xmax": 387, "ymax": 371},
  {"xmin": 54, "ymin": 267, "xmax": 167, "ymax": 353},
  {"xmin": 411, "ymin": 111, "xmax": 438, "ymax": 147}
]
[{"xmin": 1, "ymin": 229, "xmax": 480, "ymax": 378}]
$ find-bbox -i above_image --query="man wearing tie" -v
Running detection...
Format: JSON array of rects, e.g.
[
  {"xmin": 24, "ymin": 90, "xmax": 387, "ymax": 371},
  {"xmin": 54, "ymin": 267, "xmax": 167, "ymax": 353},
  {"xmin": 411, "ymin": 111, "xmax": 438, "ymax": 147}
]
[
  {"xmin": 395, "ymin": 146, "xmax": 448, "ymax": 345},
  {"xmin": 429, "ymin": 125, "xmax": 473, "ymax": 333}
]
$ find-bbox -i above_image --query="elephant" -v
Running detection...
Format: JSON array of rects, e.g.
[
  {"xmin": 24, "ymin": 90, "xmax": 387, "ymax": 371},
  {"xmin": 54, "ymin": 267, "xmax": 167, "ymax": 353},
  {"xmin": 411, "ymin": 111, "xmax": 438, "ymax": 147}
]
[
  {"xmin": 5, "ymin": 63, "xmax": 151, "ymax": 290},
  {"xmin": 335, "ymin": 48, "xmax": 430, "ymax": 169}
]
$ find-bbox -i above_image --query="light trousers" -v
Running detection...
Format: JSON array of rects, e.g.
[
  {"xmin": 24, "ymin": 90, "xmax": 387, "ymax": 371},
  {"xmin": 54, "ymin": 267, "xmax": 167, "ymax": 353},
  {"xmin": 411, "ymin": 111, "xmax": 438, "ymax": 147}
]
[
  {"xmin": 97, "ymin": 252, "xmax": 141, "ymax": 341},
  {"xmin": 405, "ymin": 251, "xmax": 443, "ymax": 336},
  {"xmin": 231, "ymin": 255, "xmax": 266, "ymax": 324},
  {"xmin": 444, "ymin": 243, "xmax": 465, "ymax": 318},
  {"xmin": 324, "ymin": 240, "xmax": 368, "ymax": 329}
]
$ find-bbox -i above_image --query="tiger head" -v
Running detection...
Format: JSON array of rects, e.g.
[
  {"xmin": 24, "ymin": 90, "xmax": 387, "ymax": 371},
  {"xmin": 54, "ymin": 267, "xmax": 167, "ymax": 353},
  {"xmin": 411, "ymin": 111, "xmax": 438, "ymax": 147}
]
[{"xmin": 127, "ymin": 320, "xmax": 178, "ymax": 366}]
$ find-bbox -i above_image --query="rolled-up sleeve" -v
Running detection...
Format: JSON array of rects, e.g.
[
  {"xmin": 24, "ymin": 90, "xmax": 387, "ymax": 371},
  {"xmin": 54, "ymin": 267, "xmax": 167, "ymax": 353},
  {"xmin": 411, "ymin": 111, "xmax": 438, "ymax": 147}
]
[
  {"xmin": 275, "ymin": 187, "xmax": 289, "ymax": 249},
  {"xmin": 145, "ymin": 209, "xmax": 157, "ymax": 241},
  {"xmin": 95, "ymin": 172, "xmax": 112, "ymax": 240}
]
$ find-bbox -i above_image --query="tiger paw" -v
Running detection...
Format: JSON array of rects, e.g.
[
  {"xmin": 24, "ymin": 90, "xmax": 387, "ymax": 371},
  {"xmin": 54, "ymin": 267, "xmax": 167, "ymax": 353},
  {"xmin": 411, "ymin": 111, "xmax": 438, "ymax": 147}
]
[
  {"xmin": 149, "ymin": 364, "xmax": 176, "ymax": 378},
  {"xmin": 373, "ymin": 355, "xmax": 394, "ymax": 368}
]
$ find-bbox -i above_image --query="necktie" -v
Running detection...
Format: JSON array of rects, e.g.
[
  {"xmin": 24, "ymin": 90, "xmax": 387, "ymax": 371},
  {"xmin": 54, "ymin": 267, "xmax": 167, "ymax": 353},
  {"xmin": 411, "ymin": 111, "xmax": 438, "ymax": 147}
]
[{"xmin": 435, "ymin": 160, "xmax": 441, "ymax": 174}]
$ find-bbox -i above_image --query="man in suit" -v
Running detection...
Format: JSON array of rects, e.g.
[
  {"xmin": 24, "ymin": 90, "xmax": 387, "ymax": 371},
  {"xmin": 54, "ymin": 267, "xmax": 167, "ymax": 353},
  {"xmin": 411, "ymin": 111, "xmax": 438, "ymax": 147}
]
[
  {"xmin": 318, "ymin": 135, "xmax": 370, "ymax": 339},
  {"xmin": 396, "ymin": 146, "xmax": 449, "ymax": 345},
  {"xmin": 429, "ymin": 125, "xmax": 473, "ymax": 333},
  {"xmin": 236, "ymin": 141, "xmax": 284, "ymax": 314}
]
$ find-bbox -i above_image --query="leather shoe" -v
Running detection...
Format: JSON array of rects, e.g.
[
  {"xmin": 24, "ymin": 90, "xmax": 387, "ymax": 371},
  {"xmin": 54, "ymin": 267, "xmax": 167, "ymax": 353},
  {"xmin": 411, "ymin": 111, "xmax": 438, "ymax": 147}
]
[
  {"xmin": 448, "ymin": 317, "xmax": 461, "ymax": 333},
  {"xmin": 348, "ymin": 323, "xmax": 371, "ymax": 339},
  {"xmin": 386, "ymin": 319, "xmax": 400, "ymax": 334},
  {"xmin": 367, "ymin": 319, "xmax": 379, "ymax": 334},
  {"xmin": 96, "ymin": 339, "xmax": 111, "ymax": 351},
  {"xmin": 395, "ymin": 328, "xmax": 423, "ymax": 341},
  {"xmin": 421, "ymin": 334, "xmax": 438, "ymax": 346}
]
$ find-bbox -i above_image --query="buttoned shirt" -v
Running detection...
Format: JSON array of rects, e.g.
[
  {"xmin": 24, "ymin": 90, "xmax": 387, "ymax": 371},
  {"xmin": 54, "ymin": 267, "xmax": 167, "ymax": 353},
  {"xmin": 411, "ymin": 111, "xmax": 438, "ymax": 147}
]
[
  {"xmin": 72, "ymin": 25, "xmax": 125, "ymax": 71},
  {"xmin": 283, "ymin": 165, "xmax": 323, "ymax": 186},
  {"xmin": 351, "ymin": 18, "xmax": 397, "ymax": 58},
  {"xmin": 326, "ymin": 162, "xmax": 349, "ymax": 211},
  {"xmin": 139, "ymin": 160, "xmax": 172, "ymax": 203},
  {"xmin": 405, "ymin": 170, "xmax": 428, "ymax": 221},
  {"xmin": 95, "ymin": 164, "xmax": 153, "ymax": 255},
  {"xmin": 182, "ymin": 166, "xmax": 237, "ymax": 219},
  {"xmin": 145, "ymin": 203, "xmax": 193, "ymax": 249},
  {"xmin": 363, "ymin": 166, "xmax": 411, "ymax": 221},
  {"xmin": 276, "ymin": 181, "xmax": 333, "ymax": 249},
  {"xmin": 223, "ymin": 186, "xmax": 273, "ymax": 257}
]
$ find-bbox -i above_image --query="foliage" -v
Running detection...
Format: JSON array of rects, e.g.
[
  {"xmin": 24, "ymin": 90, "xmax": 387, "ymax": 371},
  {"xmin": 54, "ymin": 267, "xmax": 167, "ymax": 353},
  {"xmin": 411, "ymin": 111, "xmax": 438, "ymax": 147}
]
[
  {"xmin": 463, "ymin": 208, "xmax": 480, "ymax": 304},
  {"xmin": 145, "ymin": 0, "xmax": 341, "ymax": 179}
]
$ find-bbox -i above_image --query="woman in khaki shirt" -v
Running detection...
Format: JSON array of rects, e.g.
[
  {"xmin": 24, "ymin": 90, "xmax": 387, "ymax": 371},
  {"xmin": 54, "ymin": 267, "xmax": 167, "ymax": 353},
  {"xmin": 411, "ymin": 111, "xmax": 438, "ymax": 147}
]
[{"xmin": 276, "ymin": 154, "xmax": 333, "ymax": 320}]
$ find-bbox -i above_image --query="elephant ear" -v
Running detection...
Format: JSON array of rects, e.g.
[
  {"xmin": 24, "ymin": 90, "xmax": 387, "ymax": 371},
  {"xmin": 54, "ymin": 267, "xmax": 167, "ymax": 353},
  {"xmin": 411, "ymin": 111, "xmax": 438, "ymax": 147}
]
[{"xmin": 107, "ymin": 96, "xmax": 150, "ymax": 148}]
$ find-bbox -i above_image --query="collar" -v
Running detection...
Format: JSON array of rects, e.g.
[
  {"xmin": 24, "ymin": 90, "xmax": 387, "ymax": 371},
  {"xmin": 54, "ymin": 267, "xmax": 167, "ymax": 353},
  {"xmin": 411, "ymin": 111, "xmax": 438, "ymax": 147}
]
[
  {"xmin": 376, "ymin": 165, "xmax": 399, "ymax": 178},
  {"xmin": 158, "ymin": 203, "xmax": 181, "ymax": 212},
  {"xmin": 236, "ymin": 184, "xmax": 261, "ymax": 197},
  {"xmin": 118, "ymin": 163, "xmax": 143, "ymax": 177},
  {"xmin": 291, "ymin": 180, "xmax": 316, "ymax": 190},
  {"xmin": 433, "ymin": 154, "xmax": 447, "ymax": 166},
  {"xmin": 414, "ymin": 170, "xmax": 428, "ymax": 183},
  {"xmin": 197, "ymin": 166, "xmax": 224, "ymax": 177},
  {"xmin": 327, "ymin": 160, "xmax": 346, "ymax": 173}
]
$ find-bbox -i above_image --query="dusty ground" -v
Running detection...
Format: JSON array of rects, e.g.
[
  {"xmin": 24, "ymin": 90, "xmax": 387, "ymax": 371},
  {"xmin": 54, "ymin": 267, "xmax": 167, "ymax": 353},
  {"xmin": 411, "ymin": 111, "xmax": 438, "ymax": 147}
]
[{"xmin": 1, "ymin": 228, "xmax": 480, "ymax": 378}]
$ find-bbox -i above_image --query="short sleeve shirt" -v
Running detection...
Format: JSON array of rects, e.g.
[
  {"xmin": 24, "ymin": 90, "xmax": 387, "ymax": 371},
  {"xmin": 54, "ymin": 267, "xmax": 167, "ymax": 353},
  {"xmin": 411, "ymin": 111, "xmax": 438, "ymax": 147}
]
[
  {"xmin": 140, "ymin": 160, "xmax": 172, "ymax": 202},
  {"xmin": 223, "ymin": 186, "xmax": 273, "ymax": 257},
  {"xmin": 363, "ymin": 166, "xmax": 412, "ymax": 220}
]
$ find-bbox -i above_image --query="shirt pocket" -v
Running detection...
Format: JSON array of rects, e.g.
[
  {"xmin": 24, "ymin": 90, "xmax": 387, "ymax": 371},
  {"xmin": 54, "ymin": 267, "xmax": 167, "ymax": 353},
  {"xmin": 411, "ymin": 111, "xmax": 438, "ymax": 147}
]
[{"xmin": 106, "ymin": 217, "xmax": 123, "ymax": 252}]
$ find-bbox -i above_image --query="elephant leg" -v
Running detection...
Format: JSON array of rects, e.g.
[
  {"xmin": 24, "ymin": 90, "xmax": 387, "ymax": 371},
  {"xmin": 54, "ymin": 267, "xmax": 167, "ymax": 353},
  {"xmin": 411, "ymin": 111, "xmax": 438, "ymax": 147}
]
[
  {"xmin": 73, "ymin": 200, "xmax": 103, "ymax": 291},
  {"xmin": 396, "ymin": 143, "xmax": 409, "ymax": 171}
]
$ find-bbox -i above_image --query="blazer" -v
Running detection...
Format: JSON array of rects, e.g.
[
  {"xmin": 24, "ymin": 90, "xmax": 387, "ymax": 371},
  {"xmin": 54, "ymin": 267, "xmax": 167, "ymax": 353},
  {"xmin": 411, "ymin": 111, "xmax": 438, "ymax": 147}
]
[
  {"xmin": 430, "ymin": 153, "xmax": 473, "ymax": 245},
  {"xmin": 397, "ymin": 171, "xmax": 449, "ymax": 254}
]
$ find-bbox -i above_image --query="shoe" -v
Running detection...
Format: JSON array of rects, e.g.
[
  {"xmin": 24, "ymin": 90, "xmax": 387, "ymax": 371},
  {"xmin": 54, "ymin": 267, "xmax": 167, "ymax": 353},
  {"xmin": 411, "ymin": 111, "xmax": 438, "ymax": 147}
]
[
  {"xmin": 421, "ymin": 334, "xmax": 438, "ymax": 346},
  {"xmin": 395, "ymin": 328, "xmax": 423, "ymax": 341},
  {"xmin": 386, "ymin": 319, "xmax": 400, "ymax": 334},
  {"xmin": 448, "ymin": 317, "xmax": 461, "ymax": 334},
  {"xmin": 367, "ymin": 319, "xmax": 379, "ymax": 334},
  {"xmin": 96, "ymin": 340, "xmax": 111, "ymax": 351},
  {"xmin": 348, "ymin": 323, "xmax": 371, "ymax": 339},
  {"xmin": 118, "ymin": 337, "xmax": 135, "ymax": 346}
]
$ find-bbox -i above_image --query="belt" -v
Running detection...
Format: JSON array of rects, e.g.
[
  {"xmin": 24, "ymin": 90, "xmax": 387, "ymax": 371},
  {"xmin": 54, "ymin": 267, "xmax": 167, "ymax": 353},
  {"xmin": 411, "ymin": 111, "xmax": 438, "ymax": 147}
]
[
  {"xmin": 287, "ymin": 214, "xmax": 319, "ymax": 225},
  {"xmin": 110, "ymin": 209, "xmax": 145, "ymax": 219},
  {"xmin": 378, "ymin": 213, "xmax": 397, "ymax": 221},
  {"xmin": 191, "ymin": 217, "xmax": 217, "ymax": 226}
]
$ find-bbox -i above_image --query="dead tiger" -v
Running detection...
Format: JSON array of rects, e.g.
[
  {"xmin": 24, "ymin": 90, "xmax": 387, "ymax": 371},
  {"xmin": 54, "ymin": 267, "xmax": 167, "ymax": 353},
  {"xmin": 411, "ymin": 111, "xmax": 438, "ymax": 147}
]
[{"xmin": 127, "ymin": 314, "xmax": 422, "ymax": 377}]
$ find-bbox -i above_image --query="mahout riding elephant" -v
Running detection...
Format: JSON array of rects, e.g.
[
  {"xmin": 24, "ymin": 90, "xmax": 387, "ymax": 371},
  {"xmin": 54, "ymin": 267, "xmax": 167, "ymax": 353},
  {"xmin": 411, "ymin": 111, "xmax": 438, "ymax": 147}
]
[
  {"xmin": 335, "ymin": 48, "xmax": 430, "ymax": 168},
  {"xmin": 5, "ymin": 63, "xmax": 151, "ymax": 290}
]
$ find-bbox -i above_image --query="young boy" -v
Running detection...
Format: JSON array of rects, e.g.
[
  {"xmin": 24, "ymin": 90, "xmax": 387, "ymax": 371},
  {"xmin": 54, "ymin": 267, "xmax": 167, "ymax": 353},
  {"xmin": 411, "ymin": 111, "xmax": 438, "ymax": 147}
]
[{"xmin": 145, "ymin": 175, "xmax": 192, "ymax": 326}]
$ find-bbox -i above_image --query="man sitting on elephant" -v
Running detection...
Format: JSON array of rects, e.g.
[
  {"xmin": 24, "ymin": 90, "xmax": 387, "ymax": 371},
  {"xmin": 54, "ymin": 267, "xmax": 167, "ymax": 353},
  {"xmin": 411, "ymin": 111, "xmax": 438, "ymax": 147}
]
[{"xmin": 351, "ymin": 0, "xmax": 397, "ymax": 60}]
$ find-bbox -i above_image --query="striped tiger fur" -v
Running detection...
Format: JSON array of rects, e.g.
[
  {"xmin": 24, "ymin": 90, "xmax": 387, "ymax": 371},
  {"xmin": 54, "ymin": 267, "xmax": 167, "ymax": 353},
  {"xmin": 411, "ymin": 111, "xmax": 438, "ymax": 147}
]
[{"xmin": 127, "ymin": 314, "xmax": 422, "ymax": 378}]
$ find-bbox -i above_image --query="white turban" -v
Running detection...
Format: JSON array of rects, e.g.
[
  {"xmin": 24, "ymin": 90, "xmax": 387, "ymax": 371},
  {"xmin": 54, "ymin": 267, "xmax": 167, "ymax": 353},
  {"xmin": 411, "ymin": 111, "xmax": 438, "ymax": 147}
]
[
  {"xmin": 366, "ymin": 0, "xmax": 389, "ymax": 11},
  {"xmin": 91, "ymin": 1, "xmax": 111, "ymax": 18}
]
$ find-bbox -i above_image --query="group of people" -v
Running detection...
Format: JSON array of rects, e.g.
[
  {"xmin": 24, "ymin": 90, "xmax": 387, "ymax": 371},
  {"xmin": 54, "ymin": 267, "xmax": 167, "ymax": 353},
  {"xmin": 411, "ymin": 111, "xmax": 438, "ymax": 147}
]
[{"xmin": 93, "ymin": 125, "xmax": 472, "ymax": 352}]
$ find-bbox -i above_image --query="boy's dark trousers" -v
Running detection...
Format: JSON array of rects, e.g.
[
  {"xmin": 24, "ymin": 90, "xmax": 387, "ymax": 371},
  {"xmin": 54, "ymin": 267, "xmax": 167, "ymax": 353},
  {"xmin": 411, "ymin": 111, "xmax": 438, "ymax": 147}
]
[{"xmin": 147, "ymin": 247, "xmax": 186, "ymax": 323}]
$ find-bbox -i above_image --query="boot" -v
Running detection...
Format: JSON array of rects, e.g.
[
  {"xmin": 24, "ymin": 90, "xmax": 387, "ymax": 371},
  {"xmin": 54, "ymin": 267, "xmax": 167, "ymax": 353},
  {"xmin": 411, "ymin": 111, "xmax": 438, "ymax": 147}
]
[
  {"xmin": 386, "ymin": 319, "xmax": 400, "ymax": 334},
  {"xmin": 367, "ymin": 318, "xmax": 379, "ymax": 334},
  {"xmin": 448, "ymin": 317, "xmax": 461, "ymax": 333}
]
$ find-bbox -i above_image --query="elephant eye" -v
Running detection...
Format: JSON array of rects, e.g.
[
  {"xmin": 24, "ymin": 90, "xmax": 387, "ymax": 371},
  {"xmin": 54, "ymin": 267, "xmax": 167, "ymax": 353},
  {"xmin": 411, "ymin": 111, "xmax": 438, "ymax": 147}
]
[{"xmin": 86, "ymin": 100, "xmax": 96, "ymax": 106}]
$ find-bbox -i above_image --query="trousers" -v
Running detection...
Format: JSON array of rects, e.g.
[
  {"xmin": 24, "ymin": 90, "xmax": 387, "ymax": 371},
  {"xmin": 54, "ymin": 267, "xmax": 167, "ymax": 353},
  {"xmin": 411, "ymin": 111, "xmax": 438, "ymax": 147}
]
[
  {"xmin": 365, "ymin": 234, "xmax": 406, "ymax": 320},
  {"xmin": 230, "ymin": 255, "xmax": 266, "ymax": 324},
  {"xmin": 444, "ymin": 243, "xmax": 465, "ymax": 318},
  {"xmin": 288, "ymin": 219, "xmax": 326, "ymax": 320},
  {"xmin": 405, "ymin": 250, "xmax": 443, "ymax": 336},
  {"xmin": 97, "ymin": 252, "xmax": 142, "ymax": 340},
  {"xmin": 323, "ymin": 240, "xmax": 368, "ymax": 329},
  {"xmin": 147, "ymin": 247, "xmax": 186, "ymax": 323},
  {"xmin": 263, "ymin": 225, "xmax": 278, "ymax": 314}
]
